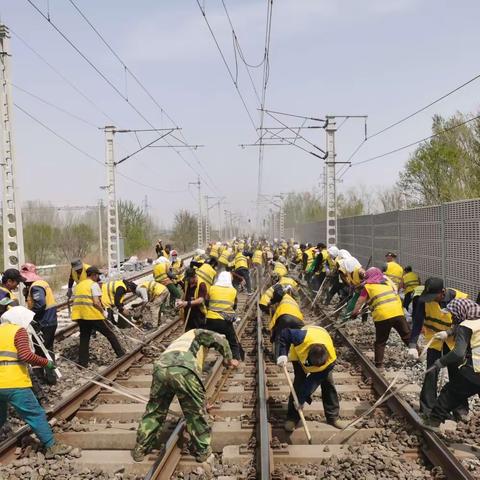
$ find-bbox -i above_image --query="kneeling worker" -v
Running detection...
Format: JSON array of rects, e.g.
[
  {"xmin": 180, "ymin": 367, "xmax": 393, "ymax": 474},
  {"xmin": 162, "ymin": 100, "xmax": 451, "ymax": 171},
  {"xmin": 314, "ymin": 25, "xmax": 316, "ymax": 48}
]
[
  {"xmin": 0, "ymin": 306, "xmax": 71, "ymax": 458},
  {"xmin": 277, "ymin": 325, "xmax": 343, "ymax": 431},
  {"xmin": 130, "ymin": 280, "xmax": 170, "ymax": 328},
  {"xmin": 132, "ymin": 329, "xmax": 238, "ymax": 463}
]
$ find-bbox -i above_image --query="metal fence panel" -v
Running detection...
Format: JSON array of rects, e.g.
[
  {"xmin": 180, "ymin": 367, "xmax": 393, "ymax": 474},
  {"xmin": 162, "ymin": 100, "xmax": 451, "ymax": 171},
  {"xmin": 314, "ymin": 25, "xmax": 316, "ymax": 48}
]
[{"xmin": 293, "ymin": 198, "xmax": 480, "ymax": 298}]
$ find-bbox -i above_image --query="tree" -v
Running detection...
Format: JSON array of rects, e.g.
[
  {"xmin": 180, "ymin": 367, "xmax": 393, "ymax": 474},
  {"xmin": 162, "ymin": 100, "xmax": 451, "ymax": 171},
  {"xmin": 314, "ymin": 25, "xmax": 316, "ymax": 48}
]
[
  {"xmin": 24, "ymin": 223, "xmax": 59, "ymax": 265},
  {"xmin": 118, "ymin": 200, "xmax": 154, "ymax": 257},
  {"xmin": 284, "ymin": 192, "xmax": 325, "ymax": 226},
  {"xmin": 172, "ymin": 210, "xmax": 197, "ymax": 251},
  {"xmin": 58, "ymin": 222, "xmax": 96, "ymax": 261},
  {"xmin": 376, "ymin": 186, "xmax": 405, "ymax": 213},
  {"xmin": 398, "ymin": 113, "xmax": 480, "ymax": 205}
]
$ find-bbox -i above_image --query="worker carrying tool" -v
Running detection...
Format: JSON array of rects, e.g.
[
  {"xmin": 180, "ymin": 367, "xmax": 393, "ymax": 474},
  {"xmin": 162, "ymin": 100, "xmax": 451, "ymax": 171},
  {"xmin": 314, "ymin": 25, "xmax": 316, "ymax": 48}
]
[
  {"xmin": 259, "ymin": 276, "xmax": 299, "ymax": 314},
  {"xmin": 66, "ymin": 258, "xmax": 91, "ymax": 300},
  {"xmin": 177, "ymin": 267, "xmax": 208, "ymax": 331},
  {"xmin": 71, "ymin": 266, "xmax": 125, "ymax": 367},
  {"xmin": 153, "ymin": 257, "xmax": 182, "ymax": 309},
  {"xmin": 0, "ymin": 306, "xmax": 72, "ymax": 458},
  {"xmin": 268, "ymin": 284, "xmax": 304, "ymax": 359},
  {"xmin": 130, "ymin": 280, "xmax": 169, "ymax": 328},
  {"xmin": 383, "ymin": 252, "xmax": 403, "ymax": 292},
  {"xmin": 233, "ymin": 249, "xmax": 253, "ymax": 294},
  {"xmin": 155, "ymin": 239, "xmax": 165, "ymax": 258},
  {"xmin": 204, "ymin": 272, "xmax": 243, "ymax": 360},
  {"xmin": 423, "ymin": 298, "xmax": 480, "ymax": 430},
  {"xmin": 0, "ymin": 269, "xmax": 25, "ymax": 316},
  {"xmin": 351, "ymin": 267, "xmax": 411, "ymax": 370},
  {"xmin": 218, "ymin": 245, "xmax": 233, "ymax": 272},
  {"xmin": 101, "ymin": 278, "xmax": 138, "ymax": 328},
  {"xmin": 132, "ymin": 329, "xmax": 238, "ymax": 463},
  {"xmin": 21, "ymin": 263, "xmax": 58, "ymax": 385},
  {"xmin": 170, "ymin": 250, "xmax": 185, "ymax": 290},
  {"xmin": 276, "ymin": 325, "xmax": 344, "ymax": 432},
  {"xmin": 408, "ymin": 277, "xmax": 469, "ymax": 418}
]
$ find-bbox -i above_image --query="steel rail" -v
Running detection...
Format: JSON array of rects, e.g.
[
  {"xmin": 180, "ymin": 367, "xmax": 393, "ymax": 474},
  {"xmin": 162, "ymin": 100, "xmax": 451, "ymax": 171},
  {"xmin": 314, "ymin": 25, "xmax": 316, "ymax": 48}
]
[
  {"xmin": 143, "ymin": 284, "xmax": 262, "ymax": 480},
  {"xmin": 0, "ymin": 313, "xmax": 183, "ymax": 463},
  {"xmin": 336, "ymin": 327, "xmax": 474, "ymax": 480},
  {"xmin": 255, "ymin": 270, "xmax": 273, "ymax": 479}
]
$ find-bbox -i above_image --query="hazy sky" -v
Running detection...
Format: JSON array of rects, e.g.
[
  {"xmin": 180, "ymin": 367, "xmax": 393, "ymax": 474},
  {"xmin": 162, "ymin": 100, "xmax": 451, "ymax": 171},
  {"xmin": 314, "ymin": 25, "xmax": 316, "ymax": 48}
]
[{"xmin": 3, "ymin": 0, "xmax": 480, "ymax": 228}]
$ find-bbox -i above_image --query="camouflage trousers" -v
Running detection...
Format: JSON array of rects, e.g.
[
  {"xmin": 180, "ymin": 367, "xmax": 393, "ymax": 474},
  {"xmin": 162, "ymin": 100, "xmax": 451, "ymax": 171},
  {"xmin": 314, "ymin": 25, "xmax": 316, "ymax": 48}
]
[{"xmin": 135, "ymin": 364, "xmax": 210, "ymax": 456}]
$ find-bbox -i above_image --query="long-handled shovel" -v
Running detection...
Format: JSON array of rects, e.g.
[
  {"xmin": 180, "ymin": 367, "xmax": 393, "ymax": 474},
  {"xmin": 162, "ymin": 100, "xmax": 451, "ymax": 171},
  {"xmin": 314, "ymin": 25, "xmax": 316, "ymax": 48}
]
[{"xmin": 281, "ymin": 364, "xmax": 312, "ymax": 444}]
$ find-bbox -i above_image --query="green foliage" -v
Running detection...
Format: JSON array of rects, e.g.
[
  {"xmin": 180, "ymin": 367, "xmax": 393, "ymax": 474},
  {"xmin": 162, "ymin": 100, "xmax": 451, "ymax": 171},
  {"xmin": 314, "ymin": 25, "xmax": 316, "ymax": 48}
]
[
  {"xmin": 24, "ymin": 223, "xmax": 59, "ymax": 265},
  {"xmin": 118, "ymin": 200, "xmax": 154, "ymax": 257},
  {"xmin": 398, "ymin": 114, "xmax": 480, "ymax": 205},
  {"xmin": 58, "ymin": 222, "xmax": 96, "ymax": 261},
  {"xmin": 284, "ymin": 192, "xmax": 326, "ymax": 226},
  {"xmin": 172, "ymin": 210, "xmax": 197, "ymax": 251}
]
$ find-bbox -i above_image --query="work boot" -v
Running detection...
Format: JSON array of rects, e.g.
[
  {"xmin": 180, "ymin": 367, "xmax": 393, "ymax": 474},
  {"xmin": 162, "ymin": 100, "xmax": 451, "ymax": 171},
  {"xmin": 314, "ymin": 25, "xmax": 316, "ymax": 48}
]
[
  {"xmin": 284, "ymin": 419, "xmax": 297, "ymax": 432},
  {"xmin": 131, "ymin": 444, "xmax": 147, "ymax": 462},
  {"xmin": 45, "ymin": 442, "xmax": 72, "ymax": 459},
  {"xmin": 195, "ymin": 449, "xmax": 213, "ymax": 463},
  {"xmin": 421, "ymin": 416, "xmax": 441, "ymax": 433},
  {"xmin": 327, "ymin": 418, "xmax": 350, "ymax": 430}
]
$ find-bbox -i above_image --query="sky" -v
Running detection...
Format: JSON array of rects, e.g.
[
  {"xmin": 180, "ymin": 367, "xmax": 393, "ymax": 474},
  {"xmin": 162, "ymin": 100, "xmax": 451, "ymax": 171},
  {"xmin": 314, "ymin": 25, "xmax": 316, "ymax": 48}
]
[{"xmin": 2, "ymin": 0, "xmax": 480, "ymax": 229}]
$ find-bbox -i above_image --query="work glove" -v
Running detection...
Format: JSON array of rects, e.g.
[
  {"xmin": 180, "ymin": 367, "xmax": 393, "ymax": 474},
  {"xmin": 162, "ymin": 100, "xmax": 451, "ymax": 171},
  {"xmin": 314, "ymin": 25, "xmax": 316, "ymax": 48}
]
[
  {"xmin": 433, "ymin": 331, "xmax": 449, "ymax": 341},
  {"xmin": 66, "ymin": 288, "xmax": 73, "ymax": 299},
  {"xmin": 407, "ymin": 348, "xmax": 419, "ymax": 360},
  {"xmin": 432, "ymin": 359, "xmax": 444, "ymax": 372},
  {"xmin": 46, "ymin": 361, "xmax": 56, "ymax": 370},
  {"xmin": 276, "ymin": 355, "xmax": 288, "ymax": 367}
]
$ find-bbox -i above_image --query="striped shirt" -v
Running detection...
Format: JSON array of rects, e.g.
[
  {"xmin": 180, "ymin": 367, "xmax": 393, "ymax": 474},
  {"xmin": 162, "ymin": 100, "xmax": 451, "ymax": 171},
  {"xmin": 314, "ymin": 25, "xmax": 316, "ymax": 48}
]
[{"xmin": 14, "ymin": 328, "xmax": 48, "ymax": 367}]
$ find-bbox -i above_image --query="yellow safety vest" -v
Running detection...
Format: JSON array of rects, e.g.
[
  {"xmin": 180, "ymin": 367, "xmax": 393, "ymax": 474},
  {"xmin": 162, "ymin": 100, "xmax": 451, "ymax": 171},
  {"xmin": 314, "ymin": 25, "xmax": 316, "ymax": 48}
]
[
  {"xmin": 424, "ymin": 289, "xmax": 468, "ymax": 351},
  {"xmin": 385, "ymin": 261, "xmax": 403, "ymax": 288},
  {"xmin": 412, "ymin": 285, "xmax": 425, "ymax": 298},
  {"xmin": 459, "ymin": 319, "xmax": 480, "ymax": 373},
  {"xmin": 326, "ymin": 253, "xmax": 336, "ymax": 271},
  {"xmin": 402, "ymin": 272, "xmax": 420, "ymax": 294},
  {"xmin": 162, "ymin": 329, "xmax": 207, "ymax": 372},
  {"xmin": 305, "ymin": 248, "xmax": 316, "ymax": 271},
  {"xmin": 269, "ymin": 294, "xmax": 304, "ymax": 331},
  {"xmin": 252, "ymin": 250, "xmax": 263, "ymax": 265},
  {"xmin": 210, "ymin": 244, "xmax": 220, "ymax": 259},
  {"xmin": 219, "ymin": 249, "xmax": 232, "ymax": 265},
  {"xmin": 101, "ymin": 280, "xmax": 127, "ymax": 308},
  {"xmin": 171, "ymin": 259, "xmax": 185, "ymax": 283},
  {"xmin": 273, "ymin": 262, "xmax": 288, "ymax": 278},
  {"xmin": 288, "ymin": 325, "xmax": 337, "ymax": 374},
  {"xmin": 364, "ymin": 283, "xmax": 404, "ymax": 322},
  {"xmin": 71, "ymin": 263, "xmax": 91, "ymax": 284},
  {"xmin": 260, "ymin": 286, "xmax": 274, "ymax": 308},
  {"xmin": 280, "ymin": 276, "xmax": 298, "ymax": 290},
  {"xmin": 0, "ymin": 323, "xmax": 32, "ymax": 388},
  {"xmin": 206, "ymin": 285, "xmax": 237, "ymax": 320},
  {"xmin": 193, "ymin": 255, "xmax": 205, "ymax": 266},
  {"xmin": 72, "ymin": 279, "xmax": 105, "ymax": 321},
  {"xmin": 0, "ymin": 286, "xmax": 16, "ymax": 310},
  {"xmin": 234, "ymin": 252, "xmax": 248, "ymax": 270},
  {"xmin": 140, "ymin": 281, "xmax": 167, "ymax": 302},
  {"xmin": 192, "ymin": 278, "xmax": 208, "ymax": 316},
  {"xmin": 196, "ymin": 263, "xmax": 216, "ymax": 289},
  {"xmin": 319, "ymin": 249, "xmax": 329, "ymax": 273},
  {"xmin": 27, "ymin": 280, "xmax": 56, "ymax": 310},
  {"xmin": 347, "ymin": 267, "xmax": 362, "ymax": 288},
  {"xmin": 153, "ymin": 262, "xmax": 170, "ymax": 284},
  {"xmin": 295, "ymin": 248, "xmax": 302, "ymax": 262}
]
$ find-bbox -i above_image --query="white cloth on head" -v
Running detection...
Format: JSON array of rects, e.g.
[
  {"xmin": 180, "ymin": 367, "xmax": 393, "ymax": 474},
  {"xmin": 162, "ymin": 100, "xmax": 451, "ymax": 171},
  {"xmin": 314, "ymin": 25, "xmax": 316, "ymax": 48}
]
[
  {"xmin": 338, "ymin": 249, "xmax": 352, "ymax": 259},
  {"xmin": 195, "ymin": 248, "xmax": 206, "ymax": 256},
  {"xmin": 158, "ymin": 256, "xmax": 170, "ymax": 264},
  {"xmin": 1, "ymin": 306, "xmax": 35, "ymax": 329},
  {"xmin": 327, "ymin": 246, "xmax": 339, "ymax": 258},
  {"xmin": 215, "ymin": 271, "xmax": 233, "ymax": 288},
  {"xmin": 344, "ymin": 256, "xmax": 361, "ymax": 273}
]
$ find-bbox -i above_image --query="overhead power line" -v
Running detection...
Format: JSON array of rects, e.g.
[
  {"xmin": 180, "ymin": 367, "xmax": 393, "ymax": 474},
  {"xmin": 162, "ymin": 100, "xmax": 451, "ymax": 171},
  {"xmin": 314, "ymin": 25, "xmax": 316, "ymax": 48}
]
[
  {"xmin": 26, "ymin": 0, "xmax": 219, "ymax": 194},
  {"xmin": 351, "ymin": 113, "xmax": 480, "ymax": 168}
]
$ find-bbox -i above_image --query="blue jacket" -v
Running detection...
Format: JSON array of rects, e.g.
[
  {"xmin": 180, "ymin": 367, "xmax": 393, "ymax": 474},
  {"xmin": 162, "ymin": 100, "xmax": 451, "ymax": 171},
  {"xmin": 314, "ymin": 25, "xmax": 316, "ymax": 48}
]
[{"xmin": 30, "ymin": 285, "xmax": 57, "ymax": 328}]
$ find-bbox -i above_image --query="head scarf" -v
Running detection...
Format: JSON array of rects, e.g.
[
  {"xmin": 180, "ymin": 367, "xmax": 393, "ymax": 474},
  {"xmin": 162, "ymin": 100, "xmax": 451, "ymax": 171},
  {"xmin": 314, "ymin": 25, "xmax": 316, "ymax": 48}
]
[
  {"xmin": 215, "ymin": 271, "xmax": 232, "ymax": 288},
  {"xmin": 362, "ymin": 267, "xmax": 386, "ymax": 285},
  {"xmin": 327, "ymin": 246, "xmax": 339, "ymax": 258},
  {"xmin": 1, "ymin": 306, "xmax": 35, "ymax": 329},
  {"xmin": 338, "ymin": 249, "xmax": 352, "ymax": 259},
  {"xmin": 344, "ymin": 256, "xmax": 361, "ymax": 274},
  {"xmin": 445, "ymin": 298, "xmax": 480, "ymax": 324}
]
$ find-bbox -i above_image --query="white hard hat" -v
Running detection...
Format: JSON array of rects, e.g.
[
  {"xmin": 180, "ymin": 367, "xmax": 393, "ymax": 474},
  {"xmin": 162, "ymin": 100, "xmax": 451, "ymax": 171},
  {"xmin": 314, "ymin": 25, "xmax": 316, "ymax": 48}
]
[{"xmin": 344, "ymin": 257, "xmax": 361, "ymax": 273}]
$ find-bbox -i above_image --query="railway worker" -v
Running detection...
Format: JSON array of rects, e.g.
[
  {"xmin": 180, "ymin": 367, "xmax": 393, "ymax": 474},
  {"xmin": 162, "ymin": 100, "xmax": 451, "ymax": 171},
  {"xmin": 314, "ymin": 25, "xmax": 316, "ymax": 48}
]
[
  {"xmin": 170, "ymin": 250, "xmax": 185, "ymax": 290},
  {"xmin": 71, "ymin": 266, "xmax": 125, "ymax": 367},
  {"xmin": 0, "ymin": 269, "xmax": 25, "ymax": 316},
  {"xmin": 351, "ymin": 267, "xmax": 411, "ymax": 370},
  {"xmin": 20, "ymin": 263, "xmax": 58, "ymax": 385},
  {"xmin": 302, "ymin": 244, "xmax": 316, "ymax": 283},
  {"xmin": 273, "ymin": 256, "xmax": 288, "ymax": 279},
  {"xmin": 204, "ymin": 272, "xmax": 243, "ymax": 360},
  {"xmin": 155, "ymin": 238, "xmax": 164, "ymax": 258},
  {"xmin": 209, "ymin": 241, "xmax": 221, "ymax": 260},
  {"xmin": 132, "ymin": 329, "xmax": 237, "ymax": 463},
  {"xmin": 308, "ymin": 243, "xmax": 328, "ymax": 292},
  {"xmin": 0, "ymin": 306, "xmax": 72, "ymax": 458},
  {"xmin": 269, "ymin": 284, "xmax": 304, "ymax": 359},
  {"xmin": 325, "ymin": 247, "xmax": 350, "ymax": 306},
  {"xmin": 401, "ymin": 266, "xmax": 420, "ymax": 311},
  {"xmin": 191, "ymin": 249, "xmax": 207, "ymax": 268},
  {"xmin": 259, "ymin": 276, "xmax": 299, "ymax": 315},
  {"xmin": 276, "ymin": 325, "xmax": 343, "ymax": 431},
  {"xmin": 233, "ymin": 249, "xmax": 253, "ymax": 295},
  {"xmin": 342, "ymin": 256, "xmax": 364, "ymax": 319},
  {"xmin": 153, "ymin": 256, "xmax": 182, "ymax": 308},
  {"xmin": 424, "ymin": 298, "xmax": 480, "ymax": 430},
  {"xmin": 101, "ymin": 278, "xmax": 138, "ymax": 327},
  {"xmin": 384, "ymin": 252, "xmax": 403, "ymax": 292},
  {"xmin": 66, "ymin": 258, "xmax": 91, "ymax": 301},
  {"xmin": 408, "ymin": 277, "xmax": 469, "ymax": 417},
  {"xmin": 196, "ymin": 258, "xmax": 217, "ymax": 292},
  {"xmin": 130, "ymin": 280, "xmax": 170, "ymax": 328},
  {"xmin": 218, "ymin": 245, "xmax": 233, "ymax": 272},
  {"xmin": 252, "ymin": 244, "xmax": 264, "ymax": 271},
  {"xmin": 177, "ymin": 267, "xmax": 208, "ymax": 331}
]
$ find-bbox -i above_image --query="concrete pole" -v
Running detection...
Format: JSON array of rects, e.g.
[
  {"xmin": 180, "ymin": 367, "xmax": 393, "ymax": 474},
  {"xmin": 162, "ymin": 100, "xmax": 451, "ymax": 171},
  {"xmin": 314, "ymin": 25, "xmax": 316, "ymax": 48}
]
[{"xmin": 325, "ymin": 116, "xmax": 337, "ymax": 246}]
